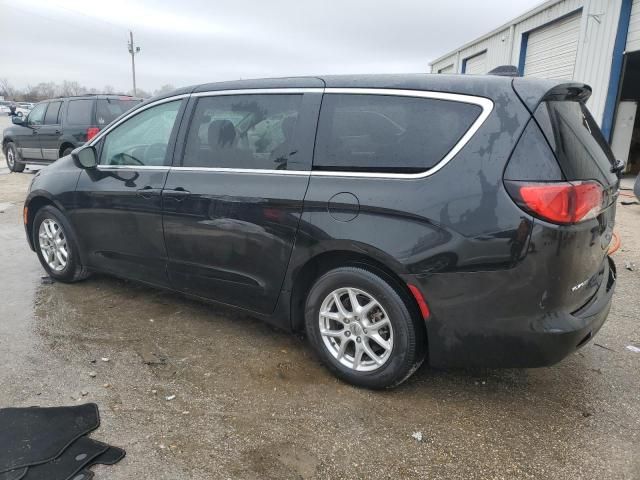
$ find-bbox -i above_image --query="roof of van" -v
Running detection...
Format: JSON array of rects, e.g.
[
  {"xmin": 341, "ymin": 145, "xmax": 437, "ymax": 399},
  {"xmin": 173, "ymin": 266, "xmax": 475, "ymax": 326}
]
[{"xmin": 146, "ymin": 73, "xmax": 585, "ymax": 112}]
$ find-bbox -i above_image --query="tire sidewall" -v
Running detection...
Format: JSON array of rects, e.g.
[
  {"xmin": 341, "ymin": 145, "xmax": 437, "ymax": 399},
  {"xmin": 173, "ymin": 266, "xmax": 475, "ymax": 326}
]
[
  {"xmin": 305, "ymin": 268, "xmax": 422, "ymax": 389},
  {"xmin": 61, "ymin": 147, "xmax": 73, "ymax": 158},
  {"xmin": 33, "ymin": 206, "xmax": 81, "ymax": 282},
  {"xmin": 5, "ymin": 142, "xmax": 23, "ymax": 172}
]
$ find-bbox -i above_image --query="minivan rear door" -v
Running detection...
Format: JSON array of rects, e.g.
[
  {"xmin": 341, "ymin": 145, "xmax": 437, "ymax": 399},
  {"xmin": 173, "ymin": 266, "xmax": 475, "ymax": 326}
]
[{"xmin": 162, "ymin": 90, "xmax": 322, "ymax": 314}]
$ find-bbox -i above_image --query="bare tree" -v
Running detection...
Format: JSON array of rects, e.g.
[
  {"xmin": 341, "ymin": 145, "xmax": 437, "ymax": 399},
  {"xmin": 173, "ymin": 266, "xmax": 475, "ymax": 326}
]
[
  {"xmin": 60, "ymin": 80, "xmax": 86, "ymax": 97},
  {"xmin": 103, "ymin": 85, "xmax": 115, "ymax": 94},
  {"xmin": 153, "ymin": 84, "xmax": 175, "ymax": 96},
  {"xmin": 0, "ymin": 78, "xmax": 14, "ymax": 98}
]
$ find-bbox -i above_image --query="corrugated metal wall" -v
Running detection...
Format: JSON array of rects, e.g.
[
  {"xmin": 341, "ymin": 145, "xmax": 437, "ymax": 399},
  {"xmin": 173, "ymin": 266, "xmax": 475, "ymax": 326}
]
[
  {"xmin": 430, "ymin": 0, "xmax": 624, "ymax": 124},
  {"xmin": 628, "ymin": 0, "xmax": 640, "ymax": 52}
]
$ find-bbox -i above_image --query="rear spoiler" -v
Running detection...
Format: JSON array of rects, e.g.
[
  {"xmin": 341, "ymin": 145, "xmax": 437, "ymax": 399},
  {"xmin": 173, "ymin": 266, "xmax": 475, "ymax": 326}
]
[{"xmin": 512, "ymin": 78, "xmax": 592, "ymax": 113}]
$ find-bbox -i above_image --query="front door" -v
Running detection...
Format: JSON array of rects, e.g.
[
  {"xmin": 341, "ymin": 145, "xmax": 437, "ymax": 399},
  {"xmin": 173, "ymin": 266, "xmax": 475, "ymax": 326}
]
[
  {"xmin": 162, "ymin": 91, "xmax": 321, "ymax": 313},
  {"xmin": 38, "ymin": 101, "xmax": 63, "ymax": 161},
  {"xmin": 17, "ymin": 102, "xmax": 47, "ymax": 160},
  {"xmin": 71, "ymin": 99, "xmax": 185, "ymax": 286}
]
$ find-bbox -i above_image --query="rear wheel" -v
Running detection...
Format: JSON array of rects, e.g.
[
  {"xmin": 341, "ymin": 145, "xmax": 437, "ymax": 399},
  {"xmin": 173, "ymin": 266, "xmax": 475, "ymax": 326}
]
[
  {"xmin": 305, "ymin": 267, "xmax": 426, "ymax": 389},
  {"xmin": 4, "ymin": 142, "xmax": 25, "ymax": 172},
  {"xmin": 33, "ymin": 206, "xmax": 90, "ymax": 283},
  {"xmin": 61, "ymin": 146, "xmax": 73, "ymax": 158}
]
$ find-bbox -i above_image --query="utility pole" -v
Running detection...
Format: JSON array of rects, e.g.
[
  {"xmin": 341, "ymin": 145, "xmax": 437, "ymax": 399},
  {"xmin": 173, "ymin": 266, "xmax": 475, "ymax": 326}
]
[{"xmin": 127, "ymin": 31, "xmax": 141, "ymax": 96}]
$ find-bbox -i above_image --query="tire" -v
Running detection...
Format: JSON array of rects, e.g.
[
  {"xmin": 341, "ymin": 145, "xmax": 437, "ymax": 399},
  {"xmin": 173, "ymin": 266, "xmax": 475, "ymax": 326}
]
[
  {"xmin": 4, "ymin": 142, "xmax": 25, "ymax": 172},
  {"xmin": 61, "ymin": 147, "xmax": 73, "ymax": 158},
  {"xmin": 305, "ymin": 267, "xmax": 426, "ymax": 389},
  {"xmin": 33, "ymin": 206, "xmax": 90, "ymax": 283}
]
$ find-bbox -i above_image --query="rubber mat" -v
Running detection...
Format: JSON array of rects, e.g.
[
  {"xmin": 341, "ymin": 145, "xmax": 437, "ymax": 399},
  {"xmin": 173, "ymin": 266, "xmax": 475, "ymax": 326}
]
[
  {"xmin": 0, "ymin": 468, "xmax": 27, "ymax": 480},
  {"xmin": 21, "ymin": 436, "xmax": 108, "ymax": 480},
  {"xmin": 69, "ymin": 471, "xmax": 94, "ymax": 480},
  {"xmin": 0, "ymin": 404, "xmax": 99, "ymax": 473},
  {"xmin": 90, "ymin": 446, "xmax": 126, "ymax": 466}
]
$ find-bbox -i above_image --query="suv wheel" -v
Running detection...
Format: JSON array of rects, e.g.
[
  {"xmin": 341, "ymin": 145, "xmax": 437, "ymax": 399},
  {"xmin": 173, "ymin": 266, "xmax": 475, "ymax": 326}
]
[
  {"xmin": 33, "ymin": 206, "xmax": 90, "ymax": 283},
  {"xmin": 4, "ymin": 142, "xmax": 25, "ymax": 172},
  {"xmin": 61, "ymin": 147, "xmax": 73, "ymax": 157},
  {"xmin": 305, "ymin": 267, "xmax": 426, "ymax": 389}
]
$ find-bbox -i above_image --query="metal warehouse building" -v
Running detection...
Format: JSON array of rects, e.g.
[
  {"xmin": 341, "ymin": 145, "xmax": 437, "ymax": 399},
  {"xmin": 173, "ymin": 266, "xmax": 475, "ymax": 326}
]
[{"xmin": 430, "ymin": 0, "xmax": 640, "ymax": 173}]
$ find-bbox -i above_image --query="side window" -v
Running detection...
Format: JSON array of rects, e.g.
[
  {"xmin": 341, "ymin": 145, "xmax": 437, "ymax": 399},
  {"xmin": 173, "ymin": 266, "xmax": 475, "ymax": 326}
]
[
  {"xmin": 27, "ymin": 103, "xmax": 47, "ymax": 126},
  {"xmin": 182, "ymin": 94, "xmax": 303, "ymax": 170},
  {"xmin": 66, "ymin": 99, "xmax": 94, "ymax": 125},
  {"xmin": 314, "ymin": 94, "xmax": 482, "ymax": 173},
  {"xmin": 44, "ymin": 102, "xmax": 62, "ymax": 125},
  {"xmin": 100, "ymin": 101, "xmax": 181, "ymax": 167}
]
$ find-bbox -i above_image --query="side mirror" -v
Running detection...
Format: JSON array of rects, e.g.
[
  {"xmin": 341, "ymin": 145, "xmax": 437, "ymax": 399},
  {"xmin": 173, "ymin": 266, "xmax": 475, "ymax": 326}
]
[
  {"xmin": 71, "ymin": 146, "xmax": 98, "ymax": 169},
  {"xmin": 12, "ymin": 115, "xmax": 24, "ymax": 125}
]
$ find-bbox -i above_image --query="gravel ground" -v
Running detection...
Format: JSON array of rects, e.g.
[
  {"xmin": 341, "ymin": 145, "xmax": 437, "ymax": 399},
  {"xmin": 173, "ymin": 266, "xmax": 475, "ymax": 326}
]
[{"xmin": 0, "ymin": 119, "xmax": 638, "ymax": 478}]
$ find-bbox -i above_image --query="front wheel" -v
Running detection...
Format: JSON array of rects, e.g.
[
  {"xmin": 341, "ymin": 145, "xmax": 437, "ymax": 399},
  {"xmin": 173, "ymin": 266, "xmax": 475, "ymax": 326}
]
[
  {"xmin": 33, "ymin": 206, "xmax": 90, "ymax": 283},
  {"xmin": 305, "ymin": 267, "xmax": 426, "ymax": 389},
  {"xmin": 4, "ymin": 142, "xmax": 25, "ymax": 172}
]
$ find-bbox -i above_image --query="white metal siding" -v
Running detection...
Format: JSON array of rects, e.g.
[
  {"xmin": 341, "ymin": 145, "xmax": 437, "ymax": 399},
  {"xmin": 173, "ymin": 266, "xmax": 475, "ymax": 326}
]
[
  {"xmin": 628, "ymin": 0, "xmax": 640, "ymax": 52},
  {"xmin": 438, "ymin": 64, "xmax": 455, "ymax": 74},
  {"xmin": 464, "ymin": 51, "xmax": 488, "ymax": 74},
  {"xmin": 524, "ymin": 12, "xmax": 581, "ymax": 79}
]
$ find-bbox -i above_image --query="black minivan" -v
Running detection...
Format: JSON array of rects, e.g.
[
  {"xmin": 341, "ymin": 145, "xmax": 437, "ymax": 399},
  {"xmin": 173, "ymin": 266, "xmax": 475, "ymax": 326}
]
[
  {"xmin": 23, "ymin": 75, "xmax": 618, "ymax": 388},
  {"xmin": 3, "ymin": 95, "xmax": 141, "ymax": 172}
]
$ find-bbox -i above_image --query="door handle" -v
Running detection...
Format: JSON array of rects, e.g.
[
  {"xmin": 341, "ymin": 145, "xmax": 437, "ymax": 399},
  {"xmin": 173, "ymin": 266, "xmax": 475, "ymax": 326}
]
[
  {"xmin": 163, "ymin": 188, "xmax": 191, "ymax": 202},
  {"xmin": 136, "ymin": 186, "xmax": 161, "ymax": 199},
  {"xmin": 54, "ymin": 130, "xmax": 61, "ymax": 134}
]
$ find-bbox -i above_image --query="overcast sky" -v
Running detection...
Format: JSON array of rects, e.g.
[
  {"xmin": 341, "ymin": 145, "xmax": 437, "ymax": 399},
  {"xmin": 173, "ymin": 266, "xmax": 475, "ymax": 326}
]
[{"xmin": 1, "ymin": 0, "xmax": 543, "ymax": 93}]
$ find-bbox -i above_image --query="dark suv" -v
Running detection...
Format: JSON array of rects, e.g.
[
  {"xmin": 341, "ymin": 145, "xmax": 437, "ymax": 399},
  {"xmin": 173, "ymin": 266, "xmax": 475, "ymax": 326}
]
[
  {"xmin": 3, "ymin": 95, "xmax": 141, "ymax": 172},
  {"xmin": 23, "ymin": 75, "xmax": 618, "ymax": 388}
]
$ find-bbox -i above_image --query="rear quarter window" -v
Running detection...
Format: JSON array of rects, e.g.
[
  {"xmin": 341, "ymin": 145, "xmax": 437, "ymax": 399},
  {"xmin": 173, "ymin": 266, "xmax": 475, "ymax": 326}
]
[
  {"xmin": 96, "ymin": 99, "xmax": 141, "ymax": 126},
  {"xmin": 66, "ymin": 99, "xmax": 94, "ymax": 125},
  {"xmin": 537, "ymin": 101, "xmax": 617, "ymax": 185},
  {"xmin": 313, "ymin": 94, "xmax": 482, "ymax": 173}
]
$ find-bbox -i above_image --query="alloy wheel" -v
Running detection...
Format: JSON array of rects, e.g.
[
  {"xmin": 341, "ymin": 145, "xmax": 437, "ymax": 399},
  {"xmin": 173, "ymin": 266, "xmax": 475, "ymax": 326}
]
[
  {"xmin": 38, "ymin": 218, "xmax": 69, "ymax": 271},
  {"xmin": 318, "ymin": 287, "xmax": 393, "ymax": 372},
  {"xmin": 6, "ymin": 147, "xmax": 15, "ymax": 169}
]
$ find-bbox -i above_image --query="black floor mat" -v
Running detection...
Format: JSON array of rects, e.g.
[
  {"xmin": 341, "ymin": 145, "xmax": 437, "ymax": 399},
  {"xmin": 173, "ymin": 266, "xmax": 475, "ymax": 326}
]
[
  {"xmin": 90, "ymin": 446, "xmax": 126, "ymax": 466},
  {"xmin": 0, "ymin": 404, "xmax": 99, "ymax": 474},
  {"xmin": 21, "ymin": 437, "xmax": 108, "ymax": 480},
  {"xmin": 69, "ymin": 471, "xmax": 94, "ymax": 480},
  {"xmin": 0, "ymin": 469, "xmax": 27, "ymax": 480}
]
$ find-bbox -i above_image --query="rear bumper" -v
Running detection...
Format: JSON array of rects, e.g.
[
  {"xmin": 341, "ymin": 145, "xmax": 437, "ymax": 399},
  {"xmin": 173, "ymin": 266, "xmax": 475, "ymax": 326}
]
[{"xmin": 415, "ymin": 257, "xmax": 616, "ymax": 368}]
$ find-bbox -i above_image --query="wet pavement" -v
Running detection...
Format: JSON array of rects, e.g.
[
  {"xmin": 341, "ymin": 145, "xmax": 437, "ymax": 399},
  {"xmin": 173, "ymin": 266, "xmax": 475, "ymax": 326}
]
[{"xmin": 0, "ymin": 161, "xmax": 639, "ymax": 478}]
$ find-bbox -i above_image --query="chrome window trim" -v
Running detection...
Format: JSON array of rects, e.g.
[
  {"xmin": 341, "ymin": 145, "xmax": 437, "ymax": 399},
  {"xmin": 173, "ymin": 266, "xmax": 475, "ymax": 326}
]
[
  {"xmin": 313, "ymin": 88, "xmax": 494, "ymax": 179},
  {"xmin": 88, "ymin": 88, "xmax": 493, "ymax": 179},
  {"xmin": 169, "ymin": 166, "xmax": 308, "ymax": 175},
  {"xmin": 192, "ymin": 88, "xmax": 323, "ymax": 97},
  {"xmin": 96, "ymin": 165, "xmax": 170, "ymax": 171}
]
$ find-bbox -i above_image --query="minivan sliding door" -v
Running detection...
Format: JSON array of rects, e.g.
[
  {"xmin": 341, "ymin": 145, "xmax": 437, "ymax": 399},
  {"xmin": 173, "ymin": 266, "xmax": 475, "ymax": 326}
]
[{"xmin": 162, "ymin": 91, "xmax": 321, "ymax": 314}]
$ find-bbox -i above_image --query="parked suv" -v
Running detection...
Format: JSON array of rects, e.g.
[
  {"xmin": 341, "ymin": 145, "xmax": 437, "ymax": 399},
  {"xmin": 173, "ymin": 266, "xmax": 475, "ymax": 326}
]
[
  {"xmin": 23, "ymin": 75, "xmax": 618, "ymax": 388},
  {"xmin": 2, "ymin": 95, "xmax": 141, "ymax": 172}
]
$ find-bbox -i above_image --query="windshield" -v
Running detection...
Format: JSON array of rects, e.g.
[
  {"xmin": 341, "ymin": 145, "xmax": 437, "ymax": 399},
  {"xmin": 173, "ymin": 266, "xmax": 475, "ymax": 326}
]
[{"xmin": 96, "ymin": 99, "xmax": 141, "ymax": 126}]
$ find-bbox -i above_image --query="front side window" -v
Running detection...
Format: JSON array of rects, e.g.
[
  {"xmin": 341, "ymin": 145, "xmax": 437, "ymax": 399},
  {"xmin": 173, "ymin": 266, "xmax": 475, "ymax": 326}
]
[
  {"xmin": 44, "ymin": 102, "xmax": 62, "ymax": 125},
  {"xmin": 27, "ymin": 103, "xmax": 47, "ymax": 126},
  {"xmin": 66, "ymin": 99, "xmax": 94, "ymax": 125},
  {"xmin": 182, "ymin": 94, "xmax": 303, "ymax": 170},
  {"xmin": 100, "ymin": 100, "xmax": 181, "ymax": 166},
  {"xmin": 314, "ymin": 94, "xmax": 482, "ymax": 173}
]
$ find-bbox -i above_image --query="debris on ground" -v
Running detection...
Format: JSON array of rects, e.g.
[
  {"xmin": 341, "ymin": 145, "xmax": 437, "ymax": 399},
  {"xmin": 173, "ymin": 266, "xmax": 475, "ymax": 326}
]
[
  {"xmin": 81, "ymin": 390, "xmax": 88, "ymax": 396},
  {"xmin": 151, "ymin": 389, "xmax": 157, "ymax": 395},
  {"xmin": 411, "ymin": 431, "xmax": 423, "ymax": 442},
  {"xmin": 625, "ymin": 262, "xmax": 636, "ymax": 271},
  {"xmin": 626, "ymin": 345, "xmax": 640, "ymax": 353},
  {"xmin": 88, "ymin": 371, "xmax": 97, "ymax": 378},
  {"xmin": 594, "ymin": 343, "xmax": 615, "ymax": 352},
  {"xmin": 40, "ymin": 276, "xmax": 54, "ymax": 285},
  {"xmin": 101, "ymin": 357, "xmax": 110, "ymax": 362},
  {"xmin": 621, "ymin": 200, "xmax": 639, "ymax": 205},
  {"xmin": 166, "ymin": 395, "xmax": 176, "ymax": 401},
  {"xmin": 138, "ymin": 348, "xmax": 167, "ymax": 366}
]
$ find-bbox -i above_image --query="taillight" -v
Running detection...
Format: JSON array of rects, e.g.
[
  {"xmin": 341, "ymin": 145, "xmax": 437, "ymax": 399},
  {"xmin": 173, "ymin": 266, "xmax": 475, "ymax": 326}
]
[
  {"xmin": 505, "ymin": 180, "xmax": 604, "ymax": 225},
  {"xmin": 86, "ymin": 127, "xmax": 100, "ymax": 141}
]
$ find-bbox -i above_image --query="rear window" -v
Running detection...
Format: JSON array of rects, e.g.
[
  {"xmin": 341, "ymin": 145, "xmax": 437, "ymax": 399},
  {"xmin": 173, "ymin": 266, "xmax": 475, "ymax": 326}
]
[
  {"xmin": 537, "ymin": 101, "xmax": 617, "ymax": 185},
  {"xmin": 66, "ymin": 99, "xmax": 94, "ymax": 125},
  {"xmin": 96, "ymin": 99, "xmax": 141, "ymax": 126},
  {"xmin": 313, "ymin": 94, "xmax": 482, "ymax": 173}
]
